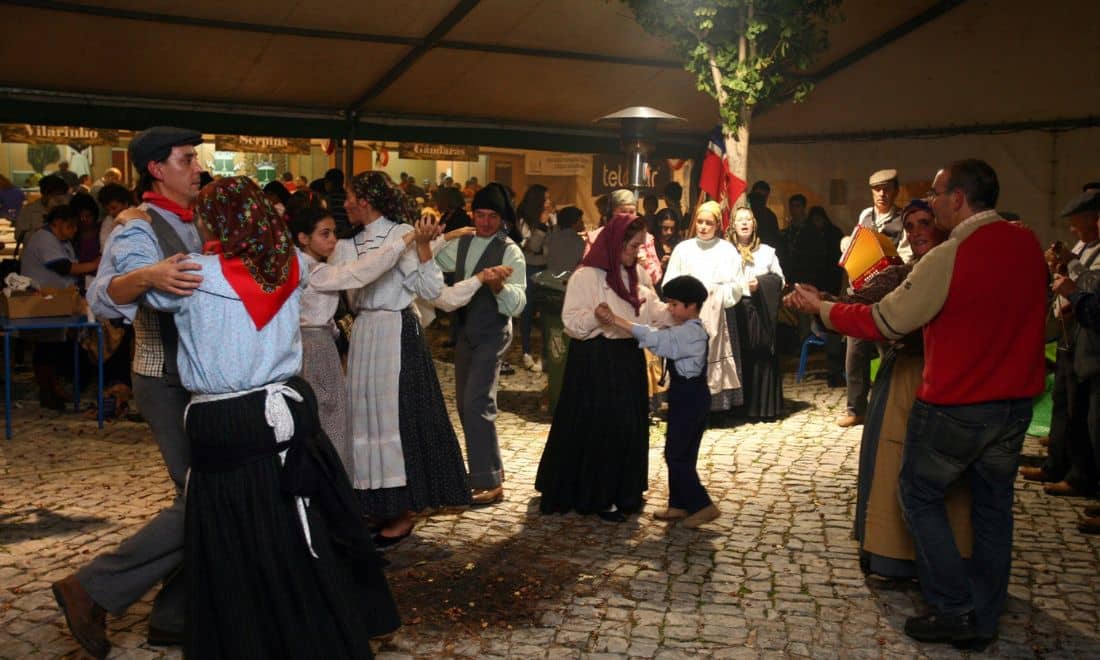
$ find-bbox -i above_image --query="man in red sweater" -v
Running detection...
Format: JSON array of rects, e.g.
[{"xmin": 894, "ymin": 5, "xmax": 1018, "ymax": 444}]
[{"xmin": 788, "ymin": 159, "xmax": 1046, "ymax": 649}]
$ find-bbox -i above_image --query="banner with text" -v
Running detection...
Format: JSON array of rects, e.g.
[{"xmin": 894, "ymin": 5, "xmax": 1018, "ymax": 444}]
[
  {"xmin": 1, "ymin": 124, "xmax": 119, "ymax": 147},
  {"xmin": 398, "ymin": 142, "xmax": 479, "ymax": 161},
  {"xmin": 525, "ymin": 152, "xmax": 590, "ymax": 177},
  {"xmin": 591, "ymin": 154, "xmax": 670, "ymax": 195},
  {"xmin": 215, "ymin": 135, "xmax": 312, "ymax": 154}
]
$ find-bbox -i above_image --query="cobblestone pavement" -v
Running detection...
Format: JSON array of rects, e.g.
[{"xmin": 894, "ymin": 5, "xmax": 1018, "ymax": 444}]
[{"xmin": 1, "ymin": 341, "xmax": 1099, "ymax": 659}]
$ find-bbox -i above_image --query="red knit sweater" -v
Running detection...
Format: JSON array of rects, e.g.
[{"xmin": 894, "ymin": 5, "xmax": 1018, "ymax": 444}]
[{"xmin": 826, "ymin": 217, "xmax": 1046, "ymax": 405}]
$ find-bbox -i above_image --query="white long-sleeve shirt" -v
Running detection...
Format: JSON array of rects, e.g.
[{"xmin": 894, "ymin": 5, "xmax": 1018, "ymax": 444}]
[{"xmin": 662, "ymin": 237, "xmax": 743, "ymax": 308}]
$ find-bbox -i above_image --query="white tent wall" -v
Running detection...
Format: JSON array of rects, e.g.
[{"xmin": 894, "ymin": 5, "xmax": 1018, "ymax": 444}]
[{"xmin": 746, "ymin": 126, "xmax": 1100, "ymax": 248}]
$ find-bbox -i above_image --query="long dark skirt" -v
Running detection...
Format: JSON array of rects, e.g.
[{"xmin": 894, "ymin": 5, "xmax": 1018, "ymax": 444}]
[
  {"xmin": 853, "ymin": 351, "xmax": 917, "ymax": 578},
  {"xmin": 185, "ymin": 381, "xmax": 399, "ymax": 659},
  {"xmin": 536, "ymin": 336, "xmax": 649, "ymax": 514},
  {"xmin": 358, "ymin": 308, "xmax": 471, "ymax": 519},
  {"xmin": 854, "ymin": 350, "xmax": 972, "ymax": 578},
  {"xmin": 730, "ymin": 302, "xmax": 784, "ymax": 420}
]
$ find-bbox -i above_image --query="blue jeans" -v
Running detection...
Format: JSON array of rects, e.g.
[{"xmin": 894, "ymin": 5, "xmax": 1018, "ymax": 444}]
[{"xmin": 899, "ymin": 398, "xmax": 1031, "ymax": 637}]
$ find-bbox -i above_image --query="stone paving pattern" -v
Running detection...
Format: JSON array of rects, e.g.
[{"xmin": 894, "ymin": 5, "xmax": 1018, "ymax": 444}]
[{"xmin": 1, "ymin": 337, "xmax": 1099, "ymax": 659}]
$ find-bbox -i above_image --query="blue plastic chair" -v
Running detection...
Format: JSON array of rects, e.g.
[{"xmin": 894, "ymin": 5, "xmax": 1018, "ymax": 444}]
[{"xmin": 796, "ymin": 333, "xmax": 827, "ymax": 383}]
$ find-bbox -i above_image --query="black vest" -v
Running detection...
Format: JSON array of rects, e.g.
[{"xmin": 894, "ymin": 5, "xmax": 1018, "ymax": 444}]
[
  {"xmin": 134, "ymin": 209, "xmax": 188, "ymax": 385},
  {"xmin": 455, "ymin": 234, "xmax": 511, "ymax": 343}
]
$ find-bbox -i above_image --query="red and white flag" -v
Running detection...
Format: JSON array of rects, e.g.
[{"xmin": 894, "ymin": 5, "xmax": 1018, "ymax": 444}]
[{"xmin": 698, "ymin": 126, "xmax": 747, "ymax": 233}]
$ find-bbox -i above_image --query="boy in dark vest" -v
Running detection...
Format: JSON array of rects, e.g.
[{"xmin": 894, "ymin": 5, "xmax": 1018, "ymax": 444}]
[
  {"xmin": 435, "ymin": 184, "xmax": 526, "ymax": 505},
  {"xmin": 597, "ymin": 275, "xmax": 719, "ymax": 528}
]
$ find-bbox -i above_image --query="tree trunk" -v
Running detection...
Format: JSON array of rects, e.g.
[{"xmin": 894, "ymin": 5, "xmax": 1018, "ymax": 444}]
[{"xmin": 724, "ymin": 107, "xmax": 752, "ymax": 206}]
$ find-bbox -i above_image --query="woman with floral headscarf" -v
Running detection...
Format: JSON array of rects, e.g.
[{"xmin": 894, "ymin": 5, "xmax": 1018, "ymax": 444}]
[
  {"xmin": 536, "ymin": 214, "xmax": 671, "ymax": 521},
  {"xmin": 313, "ymin": 171, "xmax": 470, "ymax": 546},
  {"xmin": 135, "ymin": 176, "xmax": 399, "ymax": 658}
]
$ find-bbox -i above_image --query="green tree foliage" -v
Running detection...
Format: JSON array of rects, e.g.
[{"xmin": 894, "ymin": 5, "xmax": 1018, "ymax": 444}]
[
  {"xmin": 624, "ymin": 0, "xmax": 839, "ymax": 186},
  {"xmin": 27, "ymin": 144, "xmax": 61, "ymax": 174},
  {"xmin": 626, "ymin": 0, "xmax": 838, "ymax": 132}
]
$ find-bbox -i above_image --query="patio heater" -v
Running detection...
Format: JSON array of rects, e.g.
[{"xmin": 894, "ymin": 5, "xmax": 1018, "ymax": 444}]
[{"xmin": 595, "ymin": 106, "xmax": 685, "ymax": 200}]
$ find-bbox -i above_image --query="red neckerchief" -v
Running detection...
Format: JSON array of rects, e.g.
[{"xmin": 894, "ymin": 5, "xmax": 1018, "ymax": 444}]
[
  {"xmin": 142, "ymin": 192, "xmax": 194, "ymax": 222},
  {"xmin": 204, "ymin": 241, "xmax": 299, "ymax": 330}
]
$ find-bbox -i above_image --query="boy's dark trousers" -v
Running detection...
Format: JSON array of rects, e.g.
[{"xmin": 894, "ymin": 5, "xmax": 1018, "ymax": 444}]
[{"xmin": 664, "ymin": 358, "xmax": 712, "ymax": 513}]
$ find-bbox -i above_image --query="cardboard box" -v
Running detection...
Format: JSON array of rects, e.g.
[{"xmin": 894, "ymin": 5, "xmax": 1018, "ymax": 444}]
[{"xmin": 0, "ymin": 287, "xmax": 81, "ymax": 319}]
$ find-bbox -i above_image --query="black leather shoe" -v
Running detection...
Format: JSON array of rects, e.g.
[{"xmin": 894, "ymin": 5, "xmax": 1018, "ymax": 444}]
[
  {"xmin": 147, "ymin": 625, "xmax": 184, "ymax": 647},
  {"xmin": 597, "ymin": 509, "xmax": 626, "ymax": 523},
  {"xmin": 904, "ymin": 611, "xmax": 976, "ymax": 644},
  {"xmin": 372, "ymin": 529, "xmax": 412, "ymax": 549}
]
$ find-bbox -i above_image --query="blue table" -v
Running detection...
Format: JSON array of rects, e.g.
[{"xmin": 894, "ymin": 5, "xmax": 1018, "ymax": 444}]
[{"xmin": 1, "ymin": 315, "xmax": 103, "ymax": 439}]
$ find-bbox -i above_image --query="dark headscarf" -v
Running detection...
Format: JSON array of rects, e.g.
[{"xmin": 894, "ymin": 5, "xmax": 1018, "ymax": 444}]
[
  {"xmin": 581, "ymin": 214, "xmax": 646, "ymax": 314},
  {"xmin": 195, "ymin": 176, "xmax": 298, "ymax": 329},
  {"xmin": 350, "ymin": 171, "xmax": 418, "ymax": 225},
  {"xmin": 196, "ymin": 176, "xmax": 294, "ymax": 291},
  {"xmin": 900, "ymin": 198, "xmax": 933, "ymax": 223}
]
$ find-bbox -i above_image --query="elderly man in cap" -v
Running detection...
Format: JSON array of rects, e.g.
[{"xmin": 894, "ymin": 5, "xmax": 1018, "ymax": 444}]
[
  {"xmin": 837, "ymin": 168, "xmax": 914, "ymax": 428},
  {"xmin": 1022, "ymin": 189, "xmax": 1100, "ymax": 501},
  {"xmin": 1051, "ymin": 189, "xmax": 1100, "ymax": 534},
  {"xmin": 790, "ymin": 159, "xmax": 1046, "ymax": 649},
  {"xmin": 52, "ymin": 127, "xmax": 205, "ymax": 658},
  {"xmin": 435, "ymin": 183, "xmax": 526, "ymax": 505}
]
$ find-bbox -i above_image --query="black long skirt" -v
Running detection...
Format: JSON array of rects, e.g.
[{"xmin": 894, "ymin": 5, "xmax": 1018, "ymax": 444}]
[
  {"xmin": 731, "ymin": 302, "xmax": 785, "ymax": 420},
  {"xmin": 536, "ymin": 336, "xmax": 649, "ymax": 514},
  {"xmin": 357, "ymin": 308, "xmax": 471, "ymax": 519},
  {"xmin": 185, "ymin": 383, "xmax": 400, "ymax": 659}
]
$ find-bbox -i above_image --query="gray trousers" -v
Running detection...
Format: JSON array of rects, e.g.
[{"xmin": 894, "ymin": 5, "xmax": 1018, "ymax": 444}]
[
  {"xmin": 845, "ymin": 336, "xmax": 881, "ymax": 416},
  {"xmin": 77, "ymin": 373, "xmax": 189, "ymax": 623},
  {"xmin": 454, "ymin": 326, "xmax": 511, "ymax": 490}
]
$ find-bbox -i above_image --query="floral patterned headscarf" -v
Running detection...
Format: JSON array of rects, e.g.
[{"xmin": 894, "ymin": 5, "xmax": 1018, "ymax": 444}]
[
  {"xmin": 196, "ymin": 176, "xmax": 294, "ymax": 292},
  {"xmin": 350, "ymin": 171, "xmax": 418, "ymax": 225},
  {"xmin": 195, "ymin": 176, "xmax": 299, "ymax": 330}
]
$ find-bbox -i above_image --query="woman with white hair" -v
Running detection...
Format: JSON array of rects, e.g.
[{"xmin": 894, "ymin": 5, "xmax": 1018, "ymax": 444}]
[{"xmin": 661, "ymin": 200, "xmax": 743, "ymax": 412}]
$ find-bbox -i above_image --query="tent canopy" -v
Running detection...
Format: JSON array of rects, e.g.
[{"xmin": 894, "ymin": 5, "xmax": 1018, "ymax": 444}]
[{"xmin": 1, "ymin": 0, "xmax": 1097, "ymax": 154}]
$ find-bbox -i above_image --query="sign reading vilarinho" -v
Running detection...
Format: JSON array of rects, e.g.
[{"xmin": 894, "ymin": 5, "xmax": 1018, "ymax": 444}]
[
  {"xmin": 398, "ymin": 143, "xmax": 479, "ymax": 162},
  {"xmin": 1, "ymin": 124, "xmax": 119, "ymax": 146},
  {"xmin": 215, "ymin": 135, "xmax": 312, "ymax": 155}
]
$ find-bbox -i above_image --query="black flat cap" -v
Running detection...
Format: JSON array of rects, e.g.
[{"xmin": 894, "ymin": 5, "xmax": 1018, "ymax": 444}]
[
  {"xmin": 1061, "ymin": 190, "xmax": 1100, "ymax": 217},
  {"xmin": 128, "ymin": 126, "xmax": 202, "ymax": 175}
]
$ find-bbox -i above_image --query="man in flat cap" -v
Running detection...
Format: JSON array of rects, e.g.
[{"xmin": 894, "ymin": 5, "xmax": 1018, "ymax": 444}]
[
  {"xmin": 53, "ymin": 127, "xmax": 205, "ymax": 657},
  {"xmin": 837, "ymin": 168, "xmax": 913, "ymax": 428},
  {"xmin": 435, "ymin": 183, "xmax": 526, "ymax": 505},
  {"xmin": 1023, "ymin": 190, "xmax": 1100, "ymax": 499},
  {"xmin": 1050, "ymin": 189, "xmax": 1100, "ymax": 534}
]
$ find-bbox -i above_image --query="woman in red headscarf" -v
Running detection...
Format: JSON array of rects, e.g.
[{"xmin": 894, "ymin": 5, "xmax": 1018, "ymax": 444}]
[{"xmin": 535, "ymin": 214, "xmax": 672, "ymax": 521}]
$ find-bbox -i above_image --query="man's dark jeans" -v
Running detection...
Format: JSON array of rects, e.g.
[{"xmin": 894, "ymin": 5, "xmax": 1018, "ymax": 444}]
[{"xmin": 899, "ymin": 398, "xmax": 1032, "ymax": 637}]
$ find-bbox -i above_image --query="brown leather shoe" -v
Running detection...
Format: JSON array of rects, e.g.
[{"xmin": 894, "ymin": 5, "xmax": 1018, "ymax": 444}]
[
  {"xmin": 682, "ymin": 504, "xmax": 721, "ymax": 529},
  {"xmin": 1020, "ymin": 466, "xmax": 1056, "ymax": 483},
  {"xmin": 1084, "ymin": 505, "xmax": 1100, "ymax": 517},
  {"xmin": 653, "ymin": 507, "xmax": 688, "ymax": 521},
  {"xmin": 1043, "ymin": 481, "xmax": 1090, "ymax": 497},
  {"xmin": 1077, "ymin": 516, "xmax": 1100, "ymax": 534},
  {"xmin": 471, "ymin": 486, "xmax": 503, "ymax": 506},
  {"xmin": 836, "ymin": 414, "xmax": 865, "ymax": 428},
  {"xmin": 52, "ymin": 575, "xmax": 110, "ymax": 660}
]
